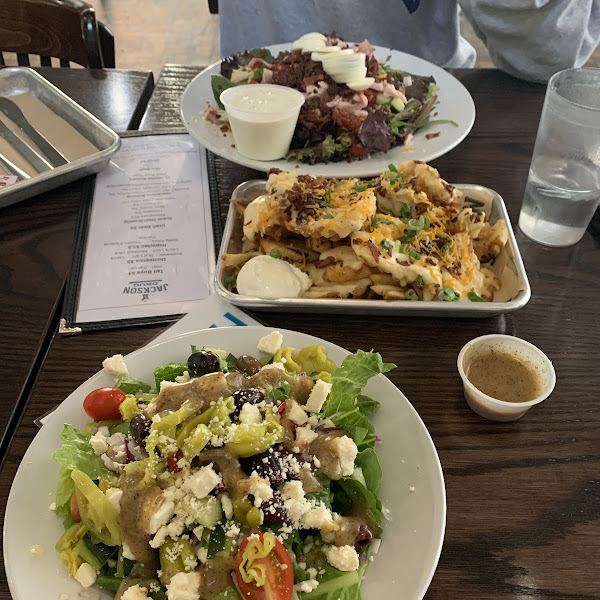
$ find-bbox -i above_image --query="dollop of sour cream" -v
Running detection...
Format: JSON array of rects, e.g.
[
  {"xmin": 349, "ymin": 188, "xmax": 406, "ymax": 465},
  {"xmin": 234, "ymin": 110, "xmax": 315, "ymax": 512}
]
[{"xmin": 236, "ymin": 255, "xmax": 312, "ymax": 299}]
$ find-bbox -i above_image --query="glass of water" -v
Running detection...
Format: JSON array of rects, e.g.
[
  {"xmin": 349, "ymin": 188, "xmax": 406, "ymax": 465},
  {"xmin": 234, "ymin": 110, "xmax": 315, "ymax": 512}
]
[{"xmin": 519, "ymin": 68, "xmax": 600, "ymax": 247}]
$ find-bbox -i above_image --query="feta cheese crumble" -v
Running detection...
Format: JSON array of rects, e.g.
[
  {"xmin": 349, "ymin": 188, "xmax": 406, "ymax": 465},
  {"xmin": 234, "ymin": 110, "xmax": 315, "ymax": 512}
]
[
  {"xmin": 102, "ymin": 354, "xmax": 128, "ymax": 376},
  {"xmin": 74, "ymin": 562, "xmax": 97, "ymax": 587},
  {"xmin": 305, "ymin": 379, "xmax": 332, "ymax": 413},
  {"xmin": 257, "ymin": 331, "xmax": 283, "ymax": 355},
  {"xmin": 324, "ymin": 544, "xmax": 360, "ymax": 572},
  {"xmin": 330, "ymin": 435, "xmax": 358, "ymax": 477},
  {"xmin": 239, "ymin": 403, "xmax": 263, "ymax": 425},
  {"xmin": 122, "ymin": 585, "xmax": 150, "ymax": 600}
]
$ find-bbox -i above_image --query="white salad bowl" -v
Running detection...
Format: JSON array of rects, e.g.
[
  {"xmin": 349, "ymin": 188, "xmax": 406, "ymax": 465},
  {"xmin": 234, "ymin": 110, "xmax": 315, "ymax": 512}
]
[{"xmin": 3, "ymin": 326, "xmax": 446, "ymax": 600}]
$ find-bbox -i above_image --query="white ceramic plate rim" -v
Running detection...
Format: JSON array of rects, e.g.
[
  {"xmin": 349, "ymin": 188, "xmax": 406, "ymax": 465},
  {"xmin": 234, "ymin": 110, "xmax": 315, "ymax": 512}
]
[
  {"xmin": 4, "ymin": 326, "xmax": 446, "ymax": 600},
  {"xmin": 180, "ymin": 44, "xmax": 475, "ymax": 177}
]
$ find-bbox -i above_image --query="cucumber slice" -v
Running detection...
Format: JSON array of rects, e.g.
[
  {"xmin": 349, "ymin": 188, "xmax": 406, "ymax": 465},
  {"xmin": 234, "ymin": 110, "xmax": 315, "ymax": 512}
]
[{"xmin": 391, "ymin": 97, "xmax": 406, "ymax": 112}]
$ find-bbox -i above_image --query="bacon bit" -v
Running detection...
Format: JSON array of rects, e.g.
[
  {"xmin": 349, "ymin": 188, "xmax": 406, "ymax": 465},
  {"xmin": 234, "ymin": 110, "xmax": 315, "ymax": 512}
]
[
  {"xmin": 396, "ymin": 259, "xmax": 410, "ymax": 266},
  {"xmin": 352, "ymin": 238, "xmax": 362, "ymax": 246},
  {"xmin": 425, "ymin": 132, "xmax": 441, "ymax": 140},
  {"xmin": 402, "ymin": 146, "xmax": 415, "ymax": 152},
  {"xmin": 425, "ymin": 258, "xmax": 436, "ymax": 266},
  {"xmin": 367, "ymin": 239, "xmax": 380, "ymax": 263},
  {"xmin": 315, "ymin": 256, "xmax": 337, "ymax": 269}
]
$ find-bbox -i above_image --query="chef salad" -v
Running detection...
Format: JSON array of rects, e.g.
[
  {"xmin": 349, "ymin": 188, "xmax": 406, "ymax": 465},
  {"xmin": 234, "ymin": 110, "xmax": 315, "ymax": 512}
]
[
  {"xmin": 52, "ymin": 331, "xmax": 393, "ymax": 600},
  {"xmin": 206, "ymin": 32, "xmax": 457, "ymax": 164}
]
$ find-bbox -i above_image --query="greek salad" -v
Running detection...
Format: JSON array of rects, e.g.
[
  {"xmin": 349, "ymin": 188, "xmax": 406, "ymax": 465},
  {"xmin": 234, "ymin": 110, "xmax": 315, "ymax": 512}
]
[
  {"xmin": 52, "ymin": 331, "xmax": 394, "ymax": 600},
  {"xmin": 206, "ymin": 32, "xmax": 457, "ymax": 164}
]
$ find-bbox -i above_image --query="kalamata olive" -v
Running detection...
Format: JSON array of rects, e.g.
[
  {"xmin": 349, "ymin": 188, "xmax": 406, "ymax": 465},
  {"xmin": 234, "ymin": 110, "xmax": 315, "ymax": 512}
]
[
  {"xmin": 261, "ymin": 494, "xmax": 286, "ymax": 523},
  {"xmin": 240, "ymin": 448, "xmax": 285, "ymax": 484},
  {"xmin": 232, "ymin": 388, "xmax": 264, "ymax": 413},
  {"xmin": 187, "ymin": 351, "xmax": 220, "ymax": 376},
  {"xmin": 236, "ymin": 354, "xmax": 261, "ymax": 376},
  {"xmin": 129, "ymin": 414, "xmax": 151, "ymax": 446},
  {"xmin": 355, "ymin": 524, "xmax": 374, "ymax": 551}
]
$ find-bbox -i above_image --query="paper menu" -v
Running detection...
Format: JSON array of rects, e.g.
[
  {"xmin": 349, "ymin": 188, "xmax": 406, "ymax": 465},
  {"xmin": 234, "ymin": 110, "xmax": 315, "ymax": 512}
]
[{"xmin": 75, "ymin": 135, "xmax": 214, "ymax": 323}]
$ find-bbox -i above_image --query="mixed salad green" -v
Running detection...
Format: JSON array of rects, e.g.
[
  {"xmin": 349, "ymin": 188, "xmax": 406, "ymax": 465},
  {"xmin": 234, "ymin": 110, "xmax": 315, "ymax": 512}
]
[{"xmin": 52, "ymin": 332, "xmax": 394, "ymax": 600}]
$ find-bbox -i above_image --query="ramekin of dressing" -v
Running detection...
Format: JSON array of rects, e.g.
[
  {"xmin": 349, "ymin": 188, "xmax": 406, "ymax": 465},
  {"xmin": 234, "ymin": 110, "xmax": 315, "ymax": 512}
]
[
  {"xmin": 457, "ymin": 334, "xmax": 556, "ymax": 422},
  {"xmin": 220, "ymin": 84, "xmax": 306, "ymax": 161}
]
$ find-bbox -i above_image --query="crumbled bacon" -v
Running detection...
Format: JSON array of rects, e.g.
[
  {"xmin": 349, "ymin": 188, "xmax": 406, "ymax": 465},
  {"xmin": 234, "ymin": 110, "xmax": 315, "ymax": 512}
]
[
  {"xmin": 367, "ymin": 239, "xmax": 380, "ymax": 263},
  {"xmin": 425, "ymin": 132, "xmax": 440, "ymax": 140},
  {"xmin": 315, "ymin": 256, "xmax": 337, "ymax": 268}
]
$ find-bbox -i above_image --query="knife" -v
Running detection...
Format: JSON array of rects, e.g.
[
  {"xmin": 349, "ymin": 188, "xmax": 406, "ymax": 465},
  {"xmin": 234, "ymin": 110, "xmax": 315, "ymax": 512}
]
[
  {"xmin": 0, "ymin": 151, "xmax": 30, "ymax": 180},
  {"xmin": 0, "ymin": 119, "xmax": 54, "ymax": 173},
  {"xmin": 0, "ymin": 98, "xmax": 68, "ymax": 167}
]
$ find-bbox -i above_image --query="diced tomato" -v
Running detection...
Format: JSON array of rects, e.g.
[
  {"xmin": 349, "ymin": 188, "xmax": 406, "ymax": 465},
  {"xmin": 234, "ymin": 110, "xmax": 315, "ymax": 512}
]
[
  {"xmin": 167, "ymin": 449, "xmax": 184, "ymax": 473},
  {"xmin": 70, "ymin": 493, "xmax": 81, "ymax": 522},
  {"xmin": 332, "ymin": 107, "xmax": 362, "ymax": 131},
  {"xmin": 350, "ymin": 143, "xmax": 370, "ymax": 157},
  {"xmin": 83, "ymin": 387, "xmax": 127, "ymax": 421},
  {"xmin": 234, "ymin": 533, "xmax": 293, "ymax": 600},
  {"xmin": 363, "ymin": 89, "xmax": 377, "ymax": 106}
]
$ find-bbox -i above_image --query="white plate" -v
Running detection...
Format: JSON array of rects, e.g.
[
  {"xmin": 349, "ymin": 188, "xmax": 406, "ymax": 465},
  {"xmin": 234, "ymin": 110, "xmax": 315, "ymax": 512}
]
[
  {"xmin": 180, "ymin": 44, "xmax": 475, "ymax": 177},
  {"xmin": 3, "ymin": 327, "xmax": 446, "ymax": 600}
]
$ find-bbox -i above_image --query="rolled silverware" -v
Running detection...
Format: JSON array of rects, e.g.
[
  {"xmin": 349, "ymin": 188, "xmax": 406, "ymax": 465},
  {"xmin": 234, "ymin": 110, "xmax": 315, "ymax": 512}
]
[
  {"xmin": 0, "ymin": 119, "xmax": 53, "ymax": 173},
  {"xmin": 0, "ymin": 97, "xmax": 68, "ymax": 167}
]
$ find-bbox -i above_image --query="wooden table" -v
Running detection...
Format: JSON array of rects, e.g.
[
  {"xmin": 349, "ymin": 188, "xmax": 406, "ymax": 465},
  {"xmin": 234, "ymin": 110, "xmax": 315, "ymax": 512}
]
[
  {"xmin": 0, "ymin": 68, "xmax": 154, "ymax": 456},
  {"xmin": 1, "ymin": 65, "xmax": 599, "ymax": 600}
]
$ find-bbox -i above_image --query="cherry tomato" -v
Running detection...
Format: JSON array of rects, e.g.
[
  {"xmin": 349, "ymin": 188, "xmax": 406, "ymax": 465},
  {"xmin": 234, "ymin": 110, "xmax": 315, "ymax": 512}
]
[
  {"xmin": 350, "ymin": 143, "xmax": 370, "ymax": 157},
  {"xmin": 234, "ymin": 533, "xmax": 293, "ymax": 600},
  {"xmin": 167, "ymin": 449, "xmax": 184, "ymax": 473},
  {"xmin": 83, "ymin": 387, "xmax": 127, "ymax": 421},
  {"xmin": 70, "ymin": 493, "xmax": 81, "ymax": 522},
  {"xmin": 363, "ymin": 89, "xmax": 377, "ymax": 106}
]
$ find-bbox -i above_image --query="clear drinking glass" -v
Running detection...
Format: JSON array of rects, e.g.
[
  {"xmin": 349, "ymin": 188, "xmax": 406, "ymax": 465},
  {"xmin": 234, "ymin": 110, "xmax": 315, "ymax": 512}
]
[{"xmin": 518, "ymin": 68, "xmax": 600, "ymax": 247}]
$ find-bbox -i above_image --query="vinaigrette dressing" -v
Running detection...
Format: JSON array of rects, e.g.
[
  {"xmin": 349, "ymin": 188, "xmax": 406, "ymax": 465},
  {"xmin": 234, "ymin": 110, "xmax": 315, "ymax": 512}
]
[{"xmin": 466, "ymin": 348, "xmax": 543, "ymax": 403}]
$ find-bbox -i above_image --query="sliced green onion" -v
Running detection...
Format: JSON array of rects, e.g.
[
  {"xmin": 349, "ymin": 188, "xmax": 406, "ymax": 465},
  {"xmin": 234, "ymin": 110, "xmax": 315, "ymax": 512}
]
[
  {"xmin": 380, "ymin": 238, "xmax": 392, "ymax": 250},
  {"xmin": 269, "ymin": 249, "xmax": 282, "ymax": 259},
  {"xmin": 394, "ymin": 241, "xmax": 407, "ymax": 254},
  {"xmin": 423, "ymin": 214, "xmax": 430, "ymax": 229},
  {"xmin": 405, "ymin": 289, "xmax": 419, "ymax": 301},
  {"xmin": 323, "ymin": 213, "xmax": 334, "ymax": 219},
  {"xmin": 440, "ymin": 242, "xmax": 451, "ymax": 256},
  {"xmin": 400, "ymin": 203, "xmax": 412, "ymax": 220},
  {"xmin": 408, "ymin": 250, "xmax": 421, "ymax": 260},
  {"xmin": 468, "ymin": 290, "xmax": 484, "ymax": 302},
  {"xmin": 416, "ymin": 275, "xmax": 424, "ymax": 287},
  {"xmin": 437, "ymin": 287, "xmax": 460, "ymax": 302},
  {"xmin": 223, "ymin": 274, "xmax": 237, "ymax": 287}
]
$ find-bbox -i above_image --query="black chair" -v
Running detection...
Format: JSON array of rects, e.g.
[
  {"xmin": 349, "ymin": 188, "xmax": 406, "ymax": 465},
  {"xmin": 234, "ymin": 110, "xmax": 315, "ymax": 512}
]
[{"xmin": 0, "ymin": 0, "xmax": 115, "ymax": 68}]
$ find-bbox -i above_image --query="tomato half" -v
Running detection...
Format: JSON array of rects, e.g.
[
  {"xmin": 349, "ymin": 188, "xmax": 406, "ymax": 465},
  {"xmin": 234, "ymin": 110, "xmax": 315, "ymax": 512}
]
[
  {"xmin": 70, "ymin": 493, "xmax": 81, "ymax": 522},
  {"xmin": 350, "ymin": 143, "xmax": 370, "ymax": 158},
  {"xmin": 234, "ymin": 533, "xmax": 293, "ymax": 600},
  {"xmin": 83, "ymin": 387, "xmax": 127, "ymax": 421}
]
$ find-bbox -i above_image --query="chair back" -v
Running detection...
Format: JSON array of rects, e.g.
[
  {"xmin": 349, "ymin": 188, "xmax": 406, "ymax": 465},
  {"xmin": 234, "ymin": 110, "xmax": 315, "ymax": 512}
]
[{"xmin": 0, "ymin": 0, "xmax": 115, "ymax": 68}]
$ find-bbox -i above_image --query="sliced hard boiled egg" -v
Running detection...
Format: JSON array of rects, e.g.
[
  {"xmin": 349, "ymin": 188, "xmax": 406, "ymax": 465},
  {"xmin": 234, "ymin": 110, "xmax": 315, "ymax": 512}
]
[
  {"xmin": 330, "ymin": 67, "xmax": 367, "ymax": 84},
  {"xmin": 297, "ymin": 32, "xmax": 327, "ymax": 42},
  {"xmin": 292, "ymin": 37, "xmax": 327, "ymax": 52},
  {"xmin": 346, "ymin": 77, "xmax": 375, "ymax": 91},
  {"xmin": 321, "ymin": 49, "xmax": 356, "ymax": 61},
  {"xmin": 310, "ymin": 47, "xmax": 342, "ymax": 62}
]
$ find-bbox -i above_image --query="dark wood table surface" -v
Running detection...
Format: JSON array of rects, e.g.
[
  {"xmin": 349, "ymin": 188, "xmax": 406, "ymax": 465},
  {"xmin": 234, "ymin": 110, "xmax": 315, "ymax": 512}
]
[
  {"xmin": 1, "ymin": 65, "xmax": 599, "ymax": 600},
  {"xmin": 0, "ymin": 68, "xmax": 154, "ymax": 456}
]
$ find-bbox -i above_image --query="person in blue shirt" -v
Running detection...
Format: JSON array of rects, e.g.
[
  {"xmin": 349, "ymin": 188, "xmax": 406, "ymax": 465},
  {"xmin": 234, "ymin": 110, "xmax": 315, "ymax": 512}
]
[{"xmin": 218, "ymin": 0, "xmax": 600, "ymax": 82}]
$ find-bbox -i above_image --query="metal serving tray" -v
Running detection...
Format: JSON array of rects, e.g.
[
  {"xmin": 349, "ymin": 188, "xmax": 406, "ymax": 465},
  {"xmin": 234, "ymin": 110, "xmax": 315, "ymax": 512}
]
[
  {"xmin": 215, "ymin": 180, "xmax": 531, "ymax": 317},
  {"xmin": 0, "ymin": 68, "xmax": 120, "ymax": 209}
]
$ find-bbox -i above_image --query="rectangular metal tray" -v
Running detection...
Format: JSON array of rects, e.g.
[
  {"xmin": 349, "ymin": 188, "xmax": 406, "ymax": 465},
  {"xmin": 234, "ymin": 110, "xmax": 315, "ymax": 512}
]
[
  {"xmin": 215, "ymin": 180, "xmax": 531, "ymax": 317},
  {"xmin": 0, "ymin": 68, "xmax": 121, "ymax": 209}
]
